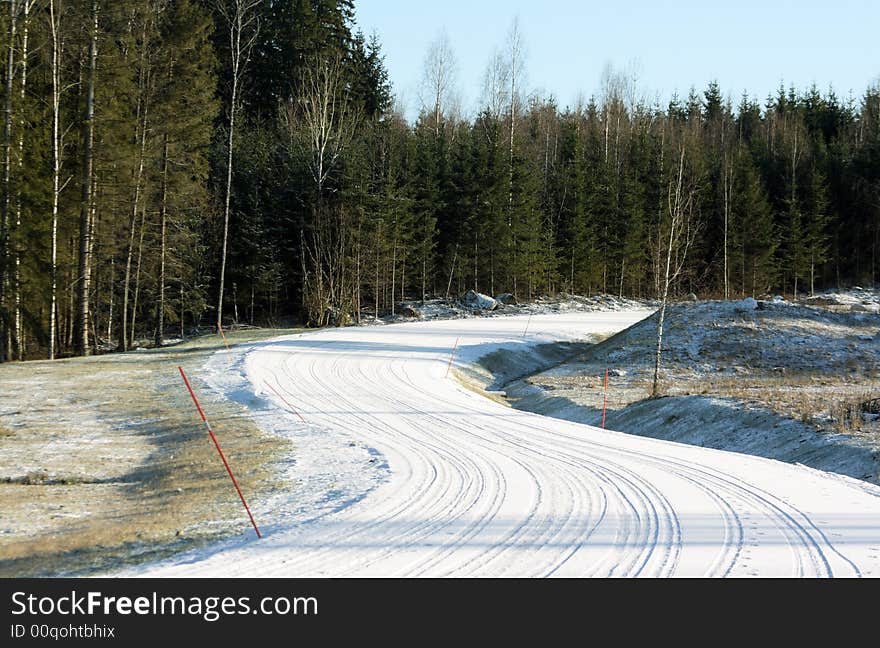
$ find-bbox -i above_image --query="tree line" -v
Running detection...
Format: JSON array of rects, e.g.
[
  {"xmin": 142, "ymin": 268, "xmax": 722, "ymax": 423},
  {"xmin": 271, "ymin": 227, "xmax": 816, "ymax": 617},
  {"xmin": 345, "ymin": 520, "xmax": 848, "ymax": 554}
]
[{"xmin": 1, "ymin": 1, "xmax": 878, "ymax": 361}]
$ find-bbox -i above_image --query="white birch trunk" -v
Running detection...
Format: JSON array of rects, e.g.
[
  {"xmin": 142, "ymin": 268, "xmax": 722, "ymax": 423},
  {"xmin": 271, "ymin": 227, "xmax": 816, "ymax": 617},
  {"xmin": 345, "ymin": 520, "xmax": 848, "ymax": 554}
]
[
  {"xmin": 48, "ymin": 0, "xmax": 62, "ymax": 359},
  {"xmin": 75, "ymin": 0, "xmax": 97, "ymax": 356}
]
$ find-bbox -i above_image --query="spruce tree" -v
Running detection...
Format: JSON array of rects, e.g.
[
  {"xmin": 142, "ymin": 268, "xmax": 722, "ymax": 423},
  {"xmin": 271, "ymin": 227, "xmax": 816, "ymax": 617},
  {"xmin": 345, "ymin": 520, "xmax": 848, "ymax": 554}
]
[
  {"xmin": 152, "ymin": 0, "xmax": 218, "ymax": 343},
  {"xmin": 732, "ymin": 148, "xmax": 777, "ymax": 296},
  {"xmin": 803, "ymin": 164, "xmax": 831, "ymax": 295}
]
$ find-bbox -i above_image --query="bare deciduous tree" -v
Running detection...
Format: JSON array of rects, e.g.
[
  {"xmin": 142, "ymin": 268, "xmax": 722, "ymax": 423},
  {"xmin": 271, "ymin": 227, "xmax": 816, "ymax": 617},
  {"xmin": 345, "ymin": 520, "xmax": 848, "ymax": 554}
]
[
  {"xmin": 215, "ymin": 0, "xmax": 261, "ymax": 330},
  {"xmin": 505, "ymin": 16, "xmax": 526, "ymax": 168},
  {"xmin": 786, "ymin": 117, "xmax": 804, "ymax": 296},
  {"xmin": 48, "ymin": 0, "xmax": 65, "ymax": 359},
  {"xmin": 294, "ymin": 57, "xmax": 359, "ymax": 199},
  {"xmin": 285, "ymin": 55, "xmax": 361, "ymax": 325},
  {"xmin": 11, "ymin": 0, "xmax": 34, "ymax": 359},
  {"xmin": 1, "ymin": 0, "xmax": 21, "ymax": 361},
  {"xmin": 504, "ymin": 17, "xmax": 526, "ymax": 295},
  {"xmin": 155, "ymin": 133, "xmax": 169, "ymax": 346},
  {"xmin": 652, "ymin": 141, "xmax": 700, "ymax": 397},
  {"xmin": 120, "ymin": 7, "xmax": 156, "ymax": 351},
  {"xmin": 480, "ymin": 48, "xmax": 508, "ymax": 122},
  {"xmin": 722, "ymin": 128, "xmax": 734, "ymax": 300},
  {"xmin": 419, "ymin": 30, "xmax": 457, "ymax": 138},
  {"xmin": 74, "ymin": 0, "xmax": 98, "ymax": 357}
]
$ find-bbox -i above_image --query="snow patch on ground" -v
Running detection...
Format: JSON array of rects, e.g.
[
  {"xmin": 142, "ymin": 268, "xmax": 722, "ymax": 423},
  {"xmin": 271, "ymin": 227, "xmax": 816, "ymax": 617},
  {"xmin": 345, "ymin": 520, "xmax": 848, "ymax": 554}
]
[
  {"xmin": 805, "ymin": 287, "xmax": 880, "ymax": 313},
  {"xmin": 378, "ymin": 292, "xmax": 650, "ymax": 324},
  {"xmin": 492, "ymin": 289, "xmax": 880, "ymax": 484},
  {"xmin": 200, "ymin": 341, "xmax": 387, "ymax": 533}
]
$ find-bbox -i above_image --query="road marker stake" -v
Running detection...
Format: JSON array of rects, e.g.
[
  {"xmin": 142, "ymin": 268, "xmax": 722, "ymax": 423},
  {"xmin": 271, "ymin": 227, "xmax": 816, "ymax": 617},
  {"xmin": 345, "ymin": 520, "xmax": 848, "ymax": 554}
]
[
  {"xmin": 445, "ymin": 337, "xmax": 460, "ymax": 378},
  {"xmin": 263, "ymin": 379, "xmax": 307, "ymax": 423},
  {"xmin": 601, "ymin": 368, "xmax": 609, "ymax": 429},
  {"xmin": 178, "ymin": 366, "xmax": 262, "ymax": 539},
  {"xmin": 523, "ymin": 312, "xmax": 532, "ymax": 337},
  {"xmin": 217, "ymin": 322, "xmax": 231, "ymax": 353}
]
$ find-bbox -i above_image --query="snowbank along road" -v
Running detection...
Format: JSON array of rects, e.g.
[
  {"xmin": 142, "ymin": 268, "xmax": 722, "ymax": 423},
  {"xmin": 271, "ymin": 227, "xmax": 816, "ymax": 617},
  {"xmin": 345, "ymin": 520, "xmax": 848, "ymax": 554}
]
[{"xmin": 137, "ymin": 311, "xmax": 880, "ymax": 577}]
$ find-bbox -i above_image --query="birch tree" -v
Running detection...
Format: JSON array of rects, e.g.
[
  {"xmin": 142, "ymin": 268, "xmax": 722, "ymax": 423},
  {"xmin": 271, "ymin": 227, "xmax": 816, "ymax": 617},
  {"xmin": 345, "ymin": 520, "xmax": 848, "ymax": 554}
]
[
  {"xmin": 480, "ymin": 49, "xmax": 508, "ymax": 122},
  {"xmin": 120, "ymin": 5, "xmax": 157, "ymax": 351},
  {"xmin": 652, "ymin": 142, "xmax": 699, "ymax": 397},
  {"xmin": 74, "ymin": 0, "xmax": 98, "ymax": 357},
  {"xmin": 288, "ymin": 55, "xmax": 360, "ymax": 325},
  {"xmin": 504, "ymin": 17, "xmax": 525, "ymax": 295},
  {"xmin": 47, "ymin": 0, "xmax": 65, "ymax": 359},
  {"xmin": 785, "ymin": 117, "xmax": 805, "ymax": 296},
  {"xmin": 214, "ymin": 0, "xmax": 260, "ymax": 330},
  {"xmin": 11, "ymin": 0, "xmax": 33, "ymax": 359},
  {"xmin": 419, "ymin": 30, "xmax": 457, "ymax": 138},
  {"xmin": 0, "ymin": 0, "xmax": 20, "ymax": 361},
  {"xmin": 722, "ymin": 135, "xmax": 733, "ymax": 299}
]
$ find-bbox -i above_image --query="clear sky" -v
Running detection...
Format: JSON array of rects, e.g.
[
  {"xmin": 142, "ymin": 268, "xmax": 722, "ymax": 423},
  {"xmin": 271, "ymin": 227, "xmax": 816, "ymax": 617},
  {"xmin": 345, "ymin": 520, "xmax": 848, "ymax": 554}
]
[{"xmin": 353, "ymin": 0, "xmax": 880, "ymax": 121}]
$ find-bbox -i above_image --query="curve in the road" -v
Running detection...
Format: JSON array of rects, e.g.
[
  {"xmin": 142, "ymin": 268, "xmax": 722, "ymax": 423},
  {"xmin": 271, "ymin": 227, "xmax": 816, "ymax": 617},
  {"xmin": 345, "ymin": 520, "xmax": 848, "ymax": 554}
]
[{"xmin": 138, "ymin": 312, "xmax": 880, "ymax": 578}]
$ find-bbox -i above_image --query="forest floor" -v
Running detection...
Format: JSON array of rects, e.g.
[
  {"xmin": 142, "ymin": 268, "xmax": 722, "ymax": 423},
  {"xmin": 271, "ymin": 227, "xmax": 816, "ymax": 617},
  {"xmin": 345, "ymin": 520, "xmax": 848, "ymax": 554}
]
[
  {"xmin": 0, "ymin": 327, "xmax": 302, "ymax": 577},
  {"xmin": 486, "ymin": 289, "xmax": 880, "ymax": 484}
]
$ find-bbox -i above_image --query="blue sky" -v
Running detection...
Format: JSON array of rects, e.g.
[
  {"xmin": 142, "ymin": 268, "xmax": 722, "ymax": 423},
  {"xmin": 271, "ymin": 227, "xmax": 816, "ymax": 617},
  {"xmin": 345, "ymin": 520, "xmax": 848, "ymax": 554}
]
[{"xmin": 353, "ymin": 0, "xmax": 880, "ymax": 120}]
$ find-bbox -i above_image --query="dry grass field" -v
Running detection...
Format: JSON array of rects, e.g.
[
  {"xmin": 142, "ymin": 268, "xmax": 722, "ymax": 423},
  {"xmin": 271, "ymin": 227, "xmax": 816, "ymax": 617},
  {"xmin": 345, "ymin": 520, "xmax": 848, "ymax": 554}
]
[{"xmin": 0, "ymin": 328, "xmax": 300, "ymax": 576}]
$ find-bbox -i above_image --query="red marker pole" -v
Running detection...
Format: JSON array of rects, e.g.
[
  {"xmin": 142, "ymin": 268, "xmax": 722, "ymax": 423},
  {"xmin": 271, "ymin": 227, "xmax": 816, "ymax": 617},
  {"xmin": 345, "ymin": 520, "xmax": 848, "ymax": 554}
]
[
  {"xmin": 601, "ymin": 368, "xmax": 609, "ymax": 429},
  {"xmin": 263, "ymin": 379, "xmax": 307, "ymax": 423},
  {"xmin": 217, "ymin": 322, "xmax": 231, "ymax": 353},
  {"xmin": 445, "ymin": 337, "xmax": 460, "ymax": 378},
  {"xmin": 178, "ymin": 366, "xmax": 262, "ymax": 539}
]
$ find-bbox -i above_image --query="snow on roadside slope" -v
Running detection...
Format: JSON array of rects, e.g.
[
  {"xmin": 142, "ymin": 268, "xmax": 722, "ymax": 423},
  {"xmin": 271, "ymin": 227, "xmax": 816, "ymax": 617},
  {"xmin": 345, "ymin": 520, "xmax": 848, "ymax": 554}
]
[
  {"xmin": 380, "ymin": 292, "xmax": 649, "ymax": 323},
  {"xmin": 502, "ymin": 295, "xmax": 880, "ymax": 483},
  {"xmin": 805, "ymin": 287, "xmax": 880, "ymax": 312},
  {"xmin": 131, "ymin": 310, "xmax": 880, "ymax": 577}
]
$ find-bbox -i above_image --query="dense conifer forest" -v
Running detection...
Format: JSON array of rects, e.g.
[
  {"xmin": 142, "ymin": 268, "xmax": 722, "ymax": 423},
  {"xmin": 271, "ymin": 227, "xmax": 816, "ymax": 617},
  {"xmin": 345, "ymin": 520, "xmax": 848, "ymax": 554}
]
[{"xmin": 1, "ymin": 0, "xmax": 878, "ymax": 360}]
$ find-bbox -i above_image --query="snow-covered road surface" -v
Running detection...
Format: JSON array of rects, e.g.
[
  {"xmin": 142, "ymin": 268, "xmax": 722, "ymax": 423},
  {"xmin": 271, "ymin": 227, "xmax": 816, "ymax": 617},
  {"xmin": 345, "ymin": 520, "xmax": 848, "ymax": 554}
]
[{"xmin": 139, "ymin": 312, "xmax": 880, "ymax": 577}]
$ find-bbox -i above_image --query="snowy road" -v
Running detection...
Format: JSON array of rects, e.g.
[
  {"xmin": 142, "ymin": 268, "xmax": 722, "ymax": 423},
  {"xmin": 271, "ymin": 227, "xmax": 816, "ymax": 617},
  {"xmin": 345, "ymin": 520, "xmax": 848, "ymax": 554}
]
[{"xmin": 141, "ymin": 311, "xmax": 880, "ymax": 577}]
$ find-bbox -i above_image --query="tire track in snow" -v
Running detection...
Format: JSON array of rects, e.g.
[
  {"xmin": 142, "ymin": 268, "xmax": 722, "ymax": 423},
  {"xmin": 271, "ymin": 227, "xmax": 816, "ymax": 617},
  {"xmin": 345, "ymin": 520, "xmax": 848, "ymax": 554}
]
[
  {"xmin": 400, "ymin": 368, "xmax": 682, "ymax": 577},
  {"xmin": 134, "ymin": 312, "xmax": 880, "ymax": 578},
  {"xmin": 264, "ymin": 342, "xmax": 511, "ymax": 577}
]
